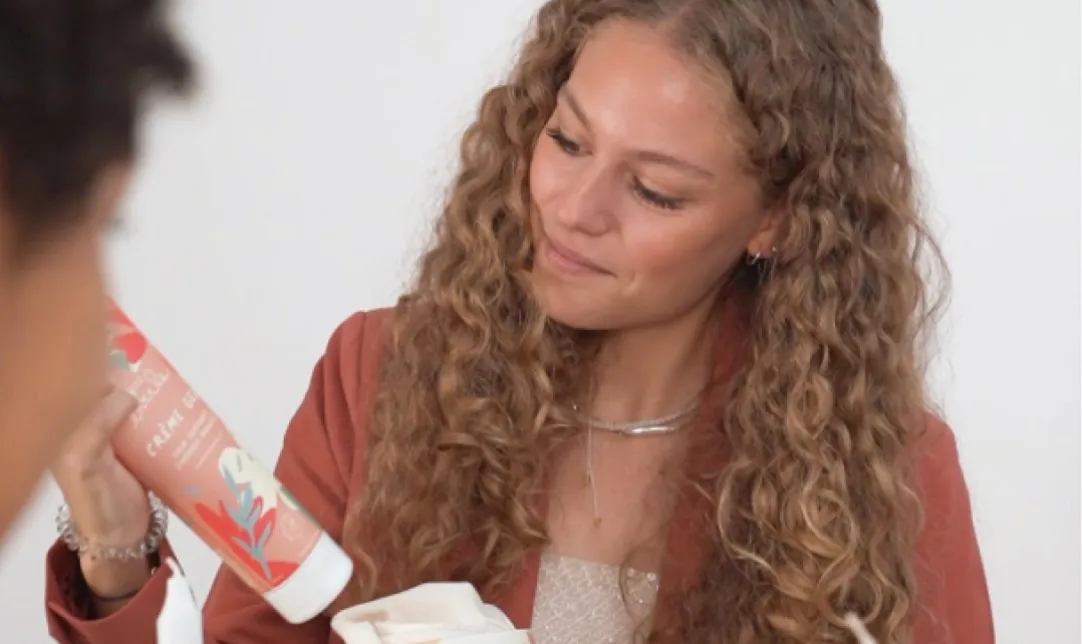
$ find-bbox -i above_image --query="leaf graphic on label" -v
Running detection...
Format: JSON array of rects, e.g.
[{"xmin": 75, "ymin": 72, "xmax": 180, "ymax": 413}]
[
  {"xmin": 257, "ymin": 523, "xmax": 272, "ymax": 550},
  {"xmin": 222, "ymin": 466, "xmax": 239, "ymax": 496},
  {"xmin": 238, "ymin": 486, "xmax": 254, "ymax": 526},
  {"xmin": 197, "ymin": 501, "xmax": 279, "ymax": 583},
  {"xmin": 253, "ymin": 508, "xmax": 277, "ymax": 547},
  {"xmin": 110, "ymin": 330, "xmax": 147, "ymax": 366},
  {"xmin": 108, "ymin": 350, "xmax": 131, "ymax": 371},
  {"xmin": 247, "ymin": 497, "xmax": 263, "ymax": 525},
  {"xmin": 225, "ymin": 502, "xmax": 245, "ymax": 527}
]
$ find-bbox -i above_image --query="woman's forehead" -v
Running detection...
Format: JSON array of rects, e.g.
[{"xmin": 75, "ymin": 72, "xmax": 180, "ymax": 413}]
[{"xmin": 563, "ymin": 20, "xmax": 744, "ymax": 173}]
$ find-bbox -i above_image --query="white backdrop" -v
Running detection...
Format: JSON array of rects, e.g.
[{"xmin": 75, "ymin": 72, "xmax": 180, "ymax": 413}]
[{"xmin": 0, "ymin": 1, "xmax": 1077, "ymax": 642}]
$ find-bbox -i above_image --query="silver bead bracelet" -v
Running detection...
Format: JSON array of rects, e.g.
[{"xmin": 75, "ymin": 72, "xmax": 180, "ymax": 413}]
[{"xmin": 56, "ymin": 492, "xmax": 168, "ymax": 562}]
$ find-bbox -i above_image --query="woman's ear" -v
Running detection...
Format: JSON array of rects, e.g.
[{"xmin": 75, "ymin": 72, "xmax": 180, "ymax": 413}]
[{"xmin": 745, "ymin": 207, "xmax": 785, "ymax": 259}]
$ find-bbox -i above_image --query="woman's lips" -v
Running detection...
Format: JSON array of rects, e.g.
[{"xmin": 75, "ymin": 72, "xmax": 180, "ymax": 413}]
[{"xmin": 541, "ymin": 238, "xmax": 608, "ymax": 276}]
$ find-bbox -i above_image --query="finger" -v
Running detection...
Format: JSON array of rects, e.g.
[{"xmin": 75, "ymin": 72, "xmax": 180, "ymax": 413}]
[
  {"xmin": 51, "ymin": 391, "xmax": 135, "ymax": 484},
  {"xmin": 67, "ymin": 388, "xmax": 137, "ymax": 453},
  {"xmin": 87, "ymin": 388, "xmax": 138, "ymax": 437}
]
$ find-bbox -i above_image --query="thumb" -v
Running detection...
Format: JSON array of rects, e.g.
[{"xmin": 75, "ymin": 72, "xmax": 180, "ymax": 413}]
[
  {"xmin": 92, "ymin": 386, "xmax": 138, "ymax": 431},
  {"xmin": 60, "ymin": 387, "xmax": 138, "ymax": 464}
]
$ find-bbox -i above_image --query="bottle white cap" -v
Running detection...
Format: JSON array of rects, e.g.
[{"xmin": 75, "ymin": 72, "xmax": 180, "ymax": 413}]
[
  {"xmin": 157, "ymin": 557, "xmax": 204, "ymax": 644},
  {"xmin": 262, "ymin": 530, "xmax": 354, "ymax": 624}
]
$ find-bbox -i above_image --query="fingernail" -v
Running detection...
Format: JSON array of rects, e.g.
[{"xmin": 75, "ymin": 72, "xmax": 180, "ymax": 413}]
[{"xmin": 111, "ymin": 388, "xmax": 138, "ymax": 412}]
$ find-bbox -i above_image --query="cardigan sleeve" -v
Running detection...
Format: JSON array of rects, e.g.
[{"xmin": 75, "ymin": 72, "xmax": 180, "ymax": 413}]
[{"xmin": 911, "ymin": 415, "xmax": 996, "ymax": 643}]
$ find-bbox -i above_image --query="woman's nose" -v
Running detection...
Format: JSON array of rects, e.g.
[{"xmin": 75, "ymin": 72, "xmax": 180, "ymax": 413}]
[{"xmin": 551, "ymin": 164, "xmax": 614, "ymax": 236}]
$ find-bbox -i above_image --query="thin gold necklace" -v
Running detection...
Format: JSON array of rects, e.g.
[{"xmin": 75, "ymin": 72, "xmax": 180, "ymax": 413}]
[{"xmin": 578, "ymin": 390, "xmax": 703, "ymax": 527}]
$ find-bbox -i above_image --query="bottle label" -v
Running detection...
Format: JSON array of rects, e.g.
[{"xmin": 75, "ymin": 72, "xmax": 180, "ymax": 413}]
[{"xmin": 106, "ymin": 303, "xmax": 323, "ymax": 594}]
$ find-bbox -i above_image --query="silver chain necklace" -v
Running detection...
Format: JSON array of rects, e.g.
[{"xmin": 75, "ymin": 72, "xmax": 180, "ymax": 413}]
[
  {"xmin": 571, "ymin": 393, "xmax": 702, "ymax": 436},
  {"xmin": 575, "ymin": 389, "xmax": 704, "ymax": 526}
]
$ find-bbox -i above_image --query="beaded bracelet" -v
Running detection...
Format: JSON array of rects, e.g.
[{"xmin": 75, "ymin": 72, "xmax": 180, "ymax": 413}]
[{"xmin": 56, "ymin": 492, "xmax": 168, "ymax": 562}]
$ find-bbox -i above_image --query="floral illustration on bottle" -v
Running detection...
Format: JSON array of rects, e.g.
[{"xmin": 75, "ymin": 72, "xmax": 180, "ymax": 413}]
[
  {"xmin": 106, "ymin": 305, "xmax": 148, "ymax": 372},
  {"xmin": 218, "ymin": 448, "xmax": 315, "ymax": 521},
  {"xmin": 191, "ymin": 447, "xmax": 302, "ymax": 585}
]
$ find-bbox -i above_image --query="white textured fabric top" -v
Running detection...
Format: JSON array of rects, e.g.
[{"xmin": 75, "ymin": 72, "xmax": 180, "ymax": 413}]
[{"xmin": 530, "ymin": 551, "xmax": 660, "ymax": 644}]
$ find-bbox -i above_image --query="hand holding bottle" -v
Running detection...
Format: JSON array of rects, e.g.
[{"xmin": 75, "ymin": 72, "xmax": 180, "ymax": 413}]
[{"xmin": 52, "ymin": 386, "xmax": 156, "ymax": 607}]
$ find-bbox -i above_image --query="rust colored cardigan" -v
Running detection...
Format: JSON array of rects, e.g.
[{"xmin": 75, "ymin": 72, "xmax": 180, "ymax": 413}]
[{"xmin": 44, "ymin": 308, "xmax": 995, "ymax": 643}]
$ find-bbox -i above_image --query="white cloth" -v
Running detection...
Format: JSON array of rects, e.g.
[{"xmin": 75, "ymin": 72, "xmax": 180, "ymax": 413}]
[{"xmin": 330, "ymin": 582, "xmax": 530, "ymax": 644}]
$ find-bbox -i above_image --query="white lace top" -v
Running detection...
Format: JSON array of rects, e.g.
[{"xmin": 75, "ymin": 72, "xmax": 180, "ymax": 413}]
[{"xmin": 530, "ymin": 551, "xmax": 661, "ymax": 644}]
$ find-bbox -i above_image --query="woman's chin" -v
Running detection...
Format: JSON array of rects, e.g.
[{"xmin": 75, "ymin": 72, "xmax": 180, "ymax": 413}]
[{"xmin": 534, "ymin": 289, "xmax": 616, "ymax": 331}]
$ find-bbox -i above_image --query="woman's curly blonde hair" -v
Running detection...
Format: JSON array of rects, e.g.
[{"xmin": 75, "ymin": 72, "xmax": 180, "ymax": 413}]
[{"xmin": 343, "ymin": 0, "xmax": 947, "ymax": 642}]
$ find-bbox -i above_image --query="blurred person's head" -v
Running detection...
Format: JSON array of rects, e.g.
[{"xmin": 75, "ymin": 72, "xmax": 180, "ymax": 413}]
[
  {"xmin": 347, "ymin": 1, "xmax": 945, "ymax": 642},
  {"xmin": 0, "ymin": 0, "xmax": 192, "ymax": 538}
]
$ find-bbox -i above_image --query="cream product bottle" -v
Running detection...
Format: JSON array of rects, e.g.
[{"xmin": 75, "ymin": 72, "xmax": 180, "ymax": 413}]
[{"xmin": 105, "ymin": 300, "xmax": 353, "ymax": 624}]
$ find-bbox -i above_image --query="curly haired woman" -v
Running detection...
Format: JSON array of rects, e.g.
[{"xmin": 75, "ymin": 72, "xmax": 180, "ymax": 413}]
[{"xmin": 46, "ymin": 1, "xmax": 994, "ymax": 642}]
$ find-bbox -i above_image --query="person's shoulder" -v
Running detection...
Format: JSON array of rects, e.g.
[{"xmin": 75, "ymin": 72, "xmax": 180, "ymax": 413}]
[
  {"xmin": 909, "ymin": 418, "xmax": 994, "ymax": 640},
  {"xmin": 327, "ymin": 307, "xmax": 394, "ymax": 356},
  {"xmin": 286, "ymin": 306, "xmax": 395, "ymax": 486},
  {"xmin": 912, "ymin": 411, "xmax": 963, "ymax": 479},
  {"xmin": 323, "ymin": 307, "xmax": 395, "ymax": 402},
  {"xmin": 910, "ymin": 410, "xmax": 978, "ymax": 544}
]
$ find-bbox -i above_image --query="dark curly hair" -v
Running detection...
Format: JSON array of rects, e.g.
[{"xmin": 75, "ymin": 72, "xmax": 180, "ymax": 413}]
[{"xmin": 0, "ymin": 0, "xmax": 193, "ymax": 242}]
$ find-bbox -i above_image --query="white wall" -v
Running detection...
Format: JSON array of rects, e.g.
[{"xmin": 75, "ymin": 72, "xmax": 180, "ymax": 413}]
[{"xmin": 0, "ymin": 1, "xmax": 1077, "ymax": 642}]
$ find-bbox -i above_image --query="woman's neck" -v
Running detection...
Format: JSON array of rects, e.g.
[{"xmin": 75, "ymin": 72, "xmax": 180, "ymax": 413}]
[{"xmin": 590, "ymin": 299, "xmax": 720, "ymax": 424}]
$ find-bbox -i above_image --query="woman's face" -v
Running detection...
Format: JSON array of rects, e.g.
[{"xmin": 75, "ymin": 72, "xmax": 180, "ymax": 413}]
[
  {"xmin": 529, "ymin": 19, "xmax": 777, "ymax": 331},
  {"xmin": 0, "ymin": 165, "xmax": 129, "ymax": 538}
]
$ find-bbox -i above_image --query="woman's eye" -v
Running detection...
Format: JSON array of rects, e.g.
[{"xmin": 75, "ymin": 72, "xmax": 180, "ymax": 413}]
[
  {"xmin": 543, "ymin": 129, "xmax": 685, "ymax": 211},
  {"xmin": 632, "ymin": 177, "xmax": 684, "ymax": 211},
  {"xmin": 545, "ymin": 128, "xmax": 583, "ymax": 156}
]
